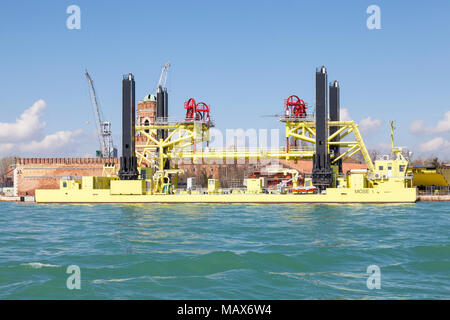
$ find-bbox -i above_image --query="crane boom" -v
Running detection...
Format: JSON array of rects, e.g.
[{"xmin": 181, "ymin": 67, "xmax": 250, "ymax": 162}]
[
  {"xmin": 85, "ymin": 69, "xmax": 116, "ymax": 158},
  {"xmin": 157, "ymin": 61, "xmax": 171, "ymax": 90}
]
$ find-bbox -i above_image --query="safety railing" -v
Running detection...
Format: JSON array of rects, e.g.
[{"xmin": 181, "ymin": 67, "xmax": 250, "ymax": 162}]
[
  {"xmin": 174, "ymin": 146, "xmax": 315, "ymax": 154},
  {"xmin": 367, "ymin": 173, "xmax": 413, "ymax": 180},
  {"xmin": 153, "ymin": 117, "xmax": 215, "ymax": 126},
  {"xmin": 419, "ymin": 186, "xmax": 450, "ymax": 196},
  {"xmin": 280, "ymin": 113, "xmax": 315, "ymax": 122}
]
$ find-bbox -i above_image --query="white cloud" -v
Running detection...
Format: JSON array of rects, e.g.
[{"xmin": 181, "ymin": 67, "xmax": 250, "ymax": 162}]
[
  {"xmin": 0, "ymin": 143, "xmax": 14, "ymax": 154},
  {"xmin": 410, "ymin": 110, "xmax": 450, "ymax": 134},
  {"xmin": 340, "ymin": 108, "xmax": 352, "ymax": 121},
  {"xmin": 359, "ymin": 116, "xmax": 382, "ymax": 133},
  {"xmin": 0, "ymin": 99, "xmax": 46, "ymax": 143},
  {"xmin": 339, "ymin": 109, "xmax": 381, "ymax": 133},
  {"xmin": 19, "ymin": 129, "xmax": 83, "ymax": 153},
  {"xmin": 435, "ymin": 110, "xmax": 450, "ymax": 133},
  {"xmin": 418, "ymin": 137, "xmax": 450, "ymax": 152},
  {"xmin": 0, "ymin": 99, "xmax": 84, "ymax": 157},
  {"xmin": 376, "ymin": 141, "xmax": 392, "ymax": 152},
  {"xmin": 410, "ymin": 119, "xmax": 424, "ymax": 134}
]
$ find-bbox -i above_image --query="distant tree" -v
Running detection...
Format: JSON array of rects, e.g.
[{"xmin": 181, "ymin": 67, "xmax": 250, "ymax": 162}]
[
  {"xmin": 0, "ymin": 156, "xmax": 16, "ymax": 186},
  {"xmin": 410, "ymin": 156, "xmax": 425, "ymax": 166},
  {"xmin": 351, "ymin": 150, "xmax": 365, "ymax": 164},
  {"xmin": 431, "ymin": 157, "xmax": 441, "ymax": 168},
  {"xmin": 368, "ymin": 149, "xmax": 379, "ymax": 162},
  {"xmin": 0, "ymin": 156, "xmax": 16, "ymax": 175}
]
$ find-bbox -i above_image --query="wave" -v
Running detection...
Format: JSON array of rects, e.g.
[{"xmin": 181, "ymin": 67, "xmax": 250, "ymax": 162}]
[{"xmin": 21, "ymin": 262, "xmax": 60, "ymax": 269}]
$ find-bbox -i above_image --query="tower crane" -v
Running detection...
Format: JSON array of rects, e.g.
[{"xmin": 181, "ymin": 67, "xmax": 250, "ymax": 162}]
[{"xmin": 85, "ymin": 69, "xmax": 117, "ymax": 158}]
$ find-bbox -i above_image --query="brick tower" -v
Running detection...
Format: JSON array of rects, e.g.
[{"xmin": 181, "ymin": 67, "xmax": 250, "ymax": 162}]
[
  {"xmin": 136, "ymin": 94, "xmax": 156, "ymax": 143},
  {"xmin": 136, "ymin": 94, "xmax": 157, "ymax": 167}
]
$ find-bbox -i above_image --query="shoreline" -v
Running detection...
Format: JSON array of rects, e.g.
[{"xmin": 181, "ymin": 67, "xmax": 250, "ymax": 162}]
[{"xmin": 1, "ymin": 195, "xmax": 449, "ymax": 202}]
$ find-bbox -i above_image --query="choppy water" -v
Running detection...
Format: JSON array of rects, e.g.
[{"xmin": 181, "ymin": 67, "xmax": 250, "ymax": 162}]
[{"xmin": 0, "ymin": 202, "xmax": 448, "ymax": 299}]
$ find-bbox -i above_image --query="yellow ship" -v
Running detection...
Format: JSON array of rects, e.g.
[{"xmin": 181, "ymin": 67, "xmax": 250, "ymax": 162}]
[
  {"xmin": 410, "ymin": 167, "xmax": 449, "ymax": 187},
  {"xmin": 35, "ymin": 166, "xmax": 416, "ymax": 204},
  {"xmin": 35, "ymin": 67, "xmax": 417, "ymax": 204}
]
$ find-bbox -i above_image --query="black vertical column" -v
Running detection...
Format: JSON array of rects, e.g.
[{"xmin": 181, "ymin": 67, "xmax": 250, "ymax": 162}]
[
  {"xmin": 312, "ymin": 66, "xmax": 333, "ymax": 190},
  {"xmin": 163, "ymin": 88, "xmax": 170, "ymax": 169},
  {"xmin": 163, "ymin": 88, "xmax": 168, "ymax": 126},
  {"xmin": 329, "ymin": 80, "xmax": 342, "ymax": 174},
  {"xmin": 156, "ymin": 85, "xmax": 164, "ymax": 140},
  {"xmin": 156, "ymin": 85, "xmax": 170, "ymax": 170},
  {"xmin": 118, "ymin": 73, "xmax": 139, "ymax": 180}
]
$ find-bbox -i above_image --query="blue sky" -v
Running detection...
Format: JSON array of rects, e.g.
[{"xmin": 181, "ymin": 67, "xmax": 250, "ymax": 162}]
[{"xmin": 0, "ymin": 0, "xmax": 449, "ymax": 160}]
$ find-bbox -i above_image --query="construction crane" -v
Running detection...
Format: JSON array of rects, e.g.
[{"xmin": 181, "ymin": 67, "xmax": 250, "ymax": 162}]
[
  {"xmin": 156, "ymin": 61, "xmax": 171, "ymax": 91},
  {"xmin": 85, "ymin": 69, "xmax": 117, "ymax": 158}
]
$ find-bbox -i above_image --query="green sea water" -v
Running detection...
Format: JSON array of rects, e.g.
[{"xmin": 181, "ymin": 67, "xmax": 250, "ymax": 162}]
[{"xmin": 0, "ymin": 202, "xmax": 448, "ymax": 299}]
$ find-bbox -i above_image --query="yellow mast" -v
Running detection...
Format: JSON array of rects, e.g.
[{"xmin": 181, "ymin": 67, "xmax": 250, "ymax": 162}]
[{"xmin": 390, "ymin": 120, "xmax": 395, "ymax": 152}]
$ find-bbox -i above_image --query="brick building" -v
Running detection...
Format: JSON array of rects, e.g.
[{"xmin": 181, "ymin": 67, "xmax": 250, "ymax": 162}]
[
  {"xmin": 135, "ymin": 94, "xmax": 157, "ymax": 167},
  {"xmin": 136, "ymin": 94, "xmax": 156, "ymax": 143},
  {"xmin": 280, "ymin": 159, "xmax": 367, "ymax": 175},
  {"xmin": 14, "ymin": 158, "xmax": 119, "ymax": 196}
]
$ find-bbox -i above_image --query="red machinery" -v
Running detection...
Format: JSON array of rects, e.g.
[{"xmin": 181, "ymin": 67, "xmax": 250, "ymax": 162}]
[
  {"xmin": 184, "ymin": 98, "xmax": 211, "ymax": 123},
  {"xmin": 284, "ymin": 95, "xmax": 308, "ymax": 119},
  {"xmin": 195, "ymin": 102, "xmax": 210, "ymax": 122},
  {"xmin": 184, "ymin": 98, "xmax": 197, "ymax": 121}
]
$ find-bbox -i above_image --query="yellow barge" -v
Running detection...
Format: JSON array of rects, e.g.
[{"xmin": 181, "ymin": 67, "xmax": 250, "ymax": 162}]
[
  {"xmin": 35, "ymin": 67, "xmax": 417, "ymax": 204},
  {"xmin": 35, "ymin": 149, "xmax": 417, "ymax": 203},
  {"xmin": 35, "ymin": 189, "xmax": 417, "ymax": 204}
]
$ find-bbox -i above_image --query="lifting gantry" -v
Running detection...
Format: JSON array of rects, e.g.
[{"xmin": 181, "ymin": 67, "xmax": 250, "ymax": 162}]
[
  {"xmin": 134, "ymin": 118, "xmax": 374, "ymax": 171},
  {"xmin": 134, "ymin": 69, "xmax": 375, "ymax": 185}
]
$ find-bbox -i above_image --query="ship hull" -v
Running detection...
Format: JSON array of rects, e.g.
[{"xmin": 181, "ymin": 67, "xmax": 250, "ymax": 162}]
[{"xmin": 35, "ymin": 187, "xmax": 417, "ymax": 203}]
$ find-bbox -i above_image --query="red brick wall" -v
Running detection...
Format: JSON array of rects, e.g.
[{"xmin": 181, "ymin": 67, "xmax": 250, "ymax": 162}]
[
  {"xmin": 280, "ymin": 159, "xmax": 367, "ymax": 174},
  {"xmin": 136, "ymin": 100, "xmax": 156, "ymax": 143},
  {"xmin": 15, "ymin": 158, "xmax": 119, "ymax": 196}
]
